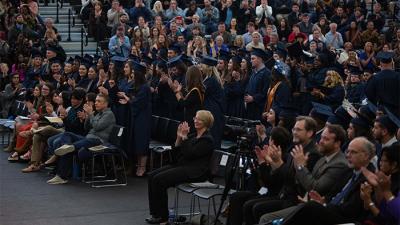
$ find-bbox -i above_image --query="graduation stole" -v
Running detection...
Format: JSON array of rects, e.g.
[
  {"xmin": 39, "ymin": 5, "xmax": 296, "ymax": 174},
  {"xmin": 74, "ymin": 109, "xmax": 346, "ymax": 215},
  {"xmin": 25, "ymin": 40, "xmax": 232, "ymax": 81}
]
[
  {"xmin": 264, "ymin": 81, "xmax": 282, "ymax": 112},
  {"xmin": 186, "ymin": 87, "xmax": 204, "ymax": 107}
]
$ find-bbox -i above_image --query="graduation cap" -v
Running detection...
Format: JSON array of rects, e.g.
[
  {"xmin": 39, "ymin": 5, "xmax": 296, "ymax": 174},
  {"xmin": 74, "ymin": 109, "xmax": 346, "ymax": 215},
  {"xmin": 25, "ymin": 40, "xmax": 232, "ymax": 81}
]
[
  {"xmin": 49, "ymin": 58, "xmax": 62, "ymax": 65},
  {"xmin": 251, "ymin": 48, "xmax": 270, "ymax": 60},
  {"xmin": 310, "ymin": 102, "xmax": 335, "ymax": 122},
  {"xmin": 142, "ymin": 55, "xmax": 153, "ymax": 65},
  {"xmin": 74, "ymin": 55, "xmax": 82, "ymax": 62},
  {"xmin": 350, "ymin": 116, "xmax": 371, "ymax": 129},
  {"xmin": 200, "ymin": 55, "xmax": 218, "ymax": 66},
  {"xmin": 274, "ymin": 47, "xmax": 287, "ymax": 59},
  {"xmin": 231, "ymin": 55, "xmax": 242, "ymax": 64},
  {"xmin": 273, "ymin": 60, "xmax": 289, "ymax": 77},
  {"xmin": 218, "ymin": 49, "xmax": 231, "ymax": 62},
  {"xmin": 46, "ymin": 45, "xmax": 59, "ymax": 53},
  {"xmin": 278, "ymin": 104, "xmax": 299, "ymax": 118},
  {"xmin": 83, "ymin": 54, "xmax": 94, "ymax": 64},
  {"xmin": 167, "ymin": 55, "xmax": 183, "ymax": 68},
  {"xmin": 93, "ymin": 54, "xmax": 101, "ymax": 63},
  {"xmin": 287, "ymin": 41, "xmax": 303, "ymax": 58},
  {"xmin": 31, "ymin": 49, "xmax": 42, "ymax": 58},
  {"xmin": 156, "ymin": 59, "xmax": 168, "ymax": 70},
  {"xmin": 238, "ymin": 48, "xmax": 249, "ymax": 56},
  {"xmin": 349, "ymin": 67, "xmax": 363, "ymax": 76},
  {"xmin": 66, "ymin": 57, "xmax": 74, "ymax": 64},
  {"xmin": 376, "ymin": 51, "xmax": 394, "ymax": 64},
  {"xmin": 376, "ymin": 115, "xmax": 397, "ymax": 134},
  {"xmin": 334, "ymin": 106, "xmax": 353, "ymax": 128},
  {"xmin": 168, "ymin": 44, "xmax": 182, "ymax": 54},
  {"xmin": 181, "ymin": 54, "xmax": 194, "ymax": 66},
  {"xmin": 384, "ymin": 106, "xmax": 400, "ymax": 129},
  {"xmin": 128, "ymin": 54, "xmax": 140, "ymax": 61},
  {"xmin": 132, "ymin": 61, "xmax": 147, "ymax": 74}
]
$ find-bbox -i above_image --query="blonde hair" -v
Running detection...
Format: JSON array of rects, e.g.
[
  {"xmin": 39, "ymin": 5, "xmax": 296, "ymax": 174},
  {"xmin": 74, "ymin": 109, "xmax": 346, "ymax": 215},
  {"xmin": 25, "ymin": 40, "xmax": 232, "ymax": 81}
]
[
  {"xmin": 196, "ymin": 110, "xmax": 214, "ymax": 129},
  {"xmin": 201, "ymin": 64, "xmax": 222, "ymax": 87},
  {"xmin": 323, "ymin": 70, "xmax": 344, "ymax": 88}
]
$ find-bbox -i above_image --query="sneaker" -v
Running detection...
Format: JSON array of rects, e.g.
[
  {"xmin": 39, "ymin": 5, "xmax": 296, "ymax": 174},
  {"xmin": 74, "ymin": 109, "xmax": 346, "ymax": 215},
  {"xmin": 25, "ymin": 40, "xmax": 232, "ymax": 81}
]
[
  {"xmin": 47, "ymin": 175, "xmax": 68, "ymax": 184},
  {"xmin": 54, "ymin": 145, "xmax": 75, "ymax": 156}
]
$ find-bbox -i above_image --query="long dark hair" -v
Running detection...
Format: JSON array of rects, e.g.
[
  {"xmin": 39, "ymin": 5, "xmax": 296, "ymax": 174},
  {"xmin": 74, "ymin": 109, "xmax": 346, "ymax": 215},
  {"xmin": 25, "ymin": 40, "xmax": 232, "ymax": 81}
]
[
  {"xmin": 134, "ymin": 70, "xmax": 147, "ymax": 91},
  {"xmin": 185, "ymin": 65, "xmax": 205, "ymax": 95}
]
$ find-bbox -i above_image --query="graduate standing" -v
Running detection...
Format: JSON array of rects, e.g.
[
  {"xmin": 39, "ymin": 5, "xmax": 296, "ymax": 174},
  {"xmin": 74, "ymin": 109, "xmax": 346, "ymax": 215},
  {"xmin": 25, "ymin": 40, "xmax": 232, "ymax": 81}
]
[
  {"xmin": 244, "ymin": 48, "xmax": 271, "ymax": 120},
  {"xmin": 119, "ymin": 61, "xmax": 151, "ymax": 177},
  {"xmin": 199, "ymin": 56, "xmax": 225, "ymax": 149}
]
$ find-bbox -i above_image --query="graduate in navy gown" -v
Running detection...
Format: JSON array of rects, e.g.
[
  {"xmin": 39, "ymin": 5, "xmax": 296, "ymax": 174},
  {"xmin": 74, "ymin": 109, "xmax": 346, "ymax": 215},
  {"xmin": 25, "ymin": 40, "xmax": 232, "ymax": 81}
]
[
  {"xmin": 244, "ymin": 48, "xmax": 271, "ymax": 120},
  {"xmin": 199, "ymin": 56, "xmax": 225, "ymax": 149},
  {"xmin": 224, "ymin": 56, "xmax": 245, "ymax": 118},
  {"xmin": 119, "ymin": 61, "xmax": 151, "ymax": 177}
]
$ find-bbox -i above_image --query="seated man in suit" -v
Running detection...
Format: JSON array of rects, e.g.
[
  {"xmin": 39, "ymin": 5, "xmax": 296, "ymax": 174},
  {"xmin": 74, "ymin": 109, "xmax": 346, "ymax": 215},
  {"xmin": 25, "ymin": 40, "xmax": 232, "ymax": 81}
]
[
  {"xmin": 46, "ymin": 93, "xmax": 116, "ymax": 184},
  {"xmin": 279, "ymin": 137, "xmax": 376, "ymax": 225},
  {"xmin": 259, "ymin": 124, "xmax": 352, "ymax": 224}
]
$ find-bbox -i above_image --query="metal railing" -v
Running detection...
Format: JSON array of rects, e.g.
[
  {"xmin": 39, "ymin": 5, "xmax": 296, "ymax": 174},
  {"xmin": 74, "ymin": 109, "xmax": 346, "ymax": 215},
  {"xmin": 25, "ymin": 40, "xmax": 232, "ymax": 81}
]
[
  {"xmin": 67, "ymin": 8, "xmax": 75, "ymax": 41},
  {"xmin": 55, "ymin": 0, "xmax": 63, "ymax": 23},
  {"xmin": 81, "ymin": 26, "xmax": 89, "ymax": 56}
]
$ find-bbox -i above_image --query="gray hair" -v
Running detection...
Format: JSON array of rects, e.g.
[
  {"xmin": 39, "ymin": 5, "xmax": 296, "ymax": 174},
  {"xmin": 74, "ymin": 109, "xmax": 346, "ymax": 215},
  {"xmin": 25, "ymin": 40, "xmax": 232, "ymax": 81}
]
[{"xmin": 353, "ymin": 137, "xmax": 376, "ymax": 159}]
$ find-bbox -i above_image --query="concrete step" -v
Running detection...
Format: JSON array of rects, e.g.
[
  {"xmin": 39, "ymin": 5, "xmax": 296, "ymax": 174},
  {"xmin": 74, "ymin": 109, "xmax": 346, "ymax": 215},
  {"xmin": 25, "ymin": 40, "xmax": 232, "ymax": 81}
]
[
  {"xmin": 60, "ymin": 41, "xmax": 98, "ymax": 51},
  {"xmin": 59, "ymin": 32, "xmax": 95, "ymax": 41},
  {"xmin": 54, "ymin": 25, "xmax": 82, "ymax": 32},
  {"xmin": 66, "ymin": 51, "xmax": 98, "ymax": 57},
  {"xmin": 39, "ymin": 2, "xmax": 70, "ymax": 7},
  {"xmin": 44, "ymin": 15, "xmax": 78, "ymax": 23}
]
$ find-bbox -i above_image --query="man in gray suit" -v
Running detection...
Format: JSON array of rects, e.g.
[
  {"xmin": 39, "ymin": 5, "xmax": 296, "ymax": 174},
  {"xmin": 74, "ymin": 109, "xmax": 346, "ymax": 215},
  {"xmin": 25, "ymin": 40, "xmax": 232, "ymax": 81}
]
[{"xmin": 259, "ymin": 124, "xmax": 351, "ymax": 224}]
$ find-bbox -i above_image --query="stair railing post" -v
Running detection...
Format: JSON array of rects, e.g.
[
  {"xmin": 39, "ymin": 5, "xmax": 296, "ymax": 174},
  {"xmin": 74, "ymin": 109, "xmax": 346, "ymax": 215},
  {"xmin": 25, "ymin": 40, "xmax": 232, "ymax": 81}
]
[
  {"xmin": 81, "ymin": 27, "xmax": 84, "ymax": 57},
  {"xmin": 67, "ymin": 9, "xmax": 71, "ymax": 41},
  {"xmin": 55, "ymin": 0, "xmax": 59, "ymax": 24},
  {"xmin": 60, "ymin": 0, "xmax": 63, "ymax": 9}
]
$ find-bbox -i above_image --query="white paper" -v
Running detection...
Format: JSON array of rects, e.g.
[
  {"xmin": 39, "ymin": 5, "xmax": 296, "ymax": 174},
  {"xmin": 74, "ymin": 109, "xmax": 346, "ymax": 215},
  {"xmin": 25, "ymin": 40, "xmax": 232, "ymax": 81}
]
[
  {"xmin": 258, "ymin": 187, "xmax": 268, "ymax": 195},
  {"xmin": 117, "ymin": 127, "xmax": 123, "ymax": 137},
  {"xmin": 220, "ymin": 154, "xmax": 228, "ymax": 166}
]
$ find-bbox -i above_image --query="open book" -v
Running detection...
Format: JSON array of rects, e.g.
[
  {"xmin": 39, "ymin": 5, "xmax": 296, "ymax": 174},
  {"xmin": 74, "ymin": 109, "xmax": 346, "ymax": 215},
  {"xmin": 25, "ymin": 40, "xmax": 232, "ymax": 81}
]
[{"xmin": 45, "ymin": 116, "xmax": 63, "ymax": 124}]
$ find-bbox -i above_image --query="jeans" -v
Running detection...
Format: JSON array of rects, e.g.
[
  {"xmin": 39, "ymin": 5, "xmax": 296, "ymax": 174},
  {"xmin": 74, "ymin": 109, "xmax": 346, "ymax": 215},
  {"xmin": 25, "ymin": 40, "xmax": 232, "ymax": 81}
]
[{"xmin": 55, "ymin": 132, "xmax": 102, "ymax": 179}]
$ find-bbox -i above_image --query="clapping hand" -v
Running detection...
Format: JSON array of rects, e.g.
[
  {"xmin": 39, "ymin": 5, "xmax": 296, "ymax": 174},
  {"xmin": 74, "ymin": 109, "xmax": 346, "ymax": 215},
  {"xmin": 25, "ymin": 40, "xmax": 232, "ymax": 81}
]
[
  {"xmin": 172, "ymin": 80, "xmax": 182, "ymax": 93},
  {"xmin": 83, "ymin": 103, "xmax": 93, "ymax": 115},
  {"xmin": 309, "ymin": 190, "xmax": 326, "ymax": 204},
  {"xmin": 291, "ymin": 145, "xmax": 309, "ymax": 168},
  {"xmin": 77, "ymin": 111, "xmax": 86, "ymax": 121},
  {"xmin": 254, "ymin": 145, "xmax": 269, "ymax": 164},
  {"xmin": 177, "ymin": 122, "xmax": 190, "ymax": 140}
]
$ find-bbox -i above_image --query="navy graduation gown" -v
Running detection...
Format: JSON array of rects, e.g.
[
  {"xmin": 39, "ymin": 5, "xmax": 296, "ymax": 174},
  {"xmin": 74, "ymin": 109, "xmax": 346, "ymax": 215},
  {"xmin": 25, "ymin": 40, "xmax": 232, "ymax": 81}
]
[
  {"xmin": 203, "ymin": 75, "xmax": 225, "ymax": 148},
  {"xmin": 129, "ymin": 83, "xmax": 152, "ymax": 156},
  {"xmin": 244, "ymin": 66, "xmax": 271, "ymax": 120}
]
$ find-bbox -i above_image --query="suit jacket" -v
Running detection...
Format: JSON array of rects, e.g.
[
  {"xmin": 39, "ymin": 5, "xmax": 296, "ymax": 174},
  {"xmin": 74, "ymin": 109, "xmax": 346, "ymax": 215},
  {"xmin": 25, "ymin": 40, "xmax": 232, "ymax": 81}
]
[
  {"xmin": 264, "ymin": 141, "xmax": 322, "ymax": 203},
  {"xmin": 326, "ymin": 164, "xmax": 376, "ymax": 222},
  {"xmin": 295, "ymin": 151, "xmax": 351, "ymax": 198}
]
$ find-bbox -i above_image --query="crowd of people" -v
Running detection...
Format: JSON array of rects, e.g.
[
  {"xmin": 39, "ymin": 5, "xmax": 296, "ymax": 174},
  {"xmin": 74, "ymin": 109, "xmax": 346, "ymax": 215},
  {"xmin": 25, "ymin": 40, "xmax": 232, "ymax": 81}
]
[{"xmin": 1, "ymin": 0, "xmax": 400, "ymax": 224}]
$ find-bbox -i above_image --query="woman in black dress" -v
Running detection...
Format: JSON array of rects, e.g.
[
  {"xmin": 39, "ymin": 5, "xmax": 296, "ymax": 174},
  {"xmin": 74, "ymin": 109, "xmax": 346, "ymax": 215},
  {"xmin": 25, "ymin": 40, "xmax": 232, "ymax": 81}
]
[
  {"xmin": 172, "ymin": 65, "xmax": 204, "ymax": 132},
  {"xmin": 146, "ymin": 110, "xmax": 215, "ymax": 224}
]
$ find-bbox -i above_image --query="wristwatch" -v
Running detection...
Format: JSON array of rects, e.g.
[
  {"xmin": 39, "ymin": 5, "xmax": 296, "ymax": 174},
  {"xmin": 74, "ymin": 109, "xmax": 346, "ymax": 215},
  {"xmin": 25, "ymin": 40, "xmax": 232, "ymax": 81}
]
[{"xmin": 297, "ymin": 165, "xmax": 304, "ymax": 171}]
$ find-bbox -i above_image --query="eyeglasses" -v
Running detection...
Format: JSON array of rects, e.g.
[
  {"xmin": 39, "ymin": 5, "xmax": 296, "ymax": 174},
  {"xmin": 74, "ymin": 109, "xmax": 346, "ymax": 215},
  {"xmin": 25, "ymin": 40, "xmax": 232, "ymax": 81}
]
[
  {"xmin": 292, "ymin": 127, "xmax": 305, "ymax": 132},
  {"xmin": 345, "ymin": 150, "xmax": 362, "ymax": 155}
]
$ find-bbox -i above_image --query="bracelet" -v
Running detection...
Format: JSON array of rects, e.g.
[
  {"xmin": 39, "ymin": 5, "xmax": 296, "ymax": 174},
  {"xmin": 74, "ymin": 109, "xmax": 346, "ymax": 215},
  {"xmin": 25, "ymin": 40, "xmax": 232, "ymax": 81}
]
[
  {"xmin": 388, "ymin": 196, "xmax": 395, "ymax": 201},
  {"xmin": 368, "ymin": 202, "xmax": 375, "ymax": 207}
]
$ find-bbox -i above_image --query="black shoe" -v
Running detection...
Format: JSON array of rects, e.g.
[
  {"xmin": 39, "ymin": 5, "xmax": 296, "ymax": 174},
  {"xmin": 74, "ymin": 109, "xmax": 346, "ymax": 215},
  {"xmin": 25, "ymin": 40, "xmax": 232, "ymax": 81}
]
[{"xmin": 145, "ymin": 217, "xmax": 167, "ymax": 224}]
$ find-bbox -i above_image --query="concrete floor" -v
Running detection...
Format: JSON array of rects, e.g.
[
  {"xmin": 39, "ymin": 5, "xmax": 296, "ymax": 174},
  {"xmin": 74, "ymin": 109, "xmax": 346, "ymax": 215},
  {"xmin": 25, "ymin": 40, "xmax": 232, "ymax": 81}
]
[{"xmin": 0, "ymin": 144, "xmax": 199, "ymax": 225}]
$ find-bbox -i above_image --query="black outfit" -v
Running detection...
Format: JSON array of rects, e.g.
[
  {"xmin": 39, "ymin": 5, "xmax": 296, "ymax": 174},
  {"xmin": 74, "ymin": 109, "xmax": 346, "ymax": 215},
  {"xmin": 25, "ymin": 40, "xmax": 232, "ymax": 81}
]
[
  {"xmin": 177, "ymin": 88, "xmax": 203, "ymax": 132},
  {"xmin": 147, "ymin": 131, "xmax": 214, "ymax": 220},
  {"xmin": 228, "ymin": 142, "xmax": 321, "ymax": 225},
  {"xmin": 365, "ymin": 69, "xmax": 400, "ymax": 116},
  {"xmin": 281, "ymin": 165, "xmax": 376, "ymax": 225}
]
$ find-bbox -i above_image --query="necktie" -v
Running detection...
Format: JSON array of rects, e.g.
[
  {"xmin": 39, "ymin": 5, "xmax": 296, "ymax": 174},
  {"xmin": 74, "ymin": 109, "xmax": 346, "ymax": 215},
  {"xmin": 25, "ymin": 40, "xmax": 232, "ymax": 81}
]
[{"xmin": 330, "ymin": 173, "xmax": 357, "ymax": 205}]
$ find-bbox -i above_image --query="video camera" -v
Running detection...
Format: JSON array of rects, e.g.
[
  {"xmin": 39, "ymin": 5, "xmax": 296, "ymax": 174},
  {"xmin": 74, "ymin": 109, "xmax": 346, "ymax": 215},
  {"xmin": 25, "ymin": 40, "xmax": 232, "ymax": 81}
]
[{"xmin": 224, "ymin": 116, "xmax": 261, "ymax": 153}]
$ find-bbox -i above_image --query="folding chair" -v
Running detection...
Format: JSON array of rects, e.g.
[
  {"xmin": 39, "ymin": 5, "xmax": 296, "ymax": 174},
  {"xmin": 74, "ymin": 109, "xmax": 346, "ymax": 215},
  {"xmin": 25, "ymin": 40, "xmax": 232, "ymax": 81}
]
[
  {"xmin": 174, "ymin": 150, "xmax": 235, "ymax": 222},
  {"xmin": 82, "ymin": 125, "xmax": 128, "ymax": 188}
]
